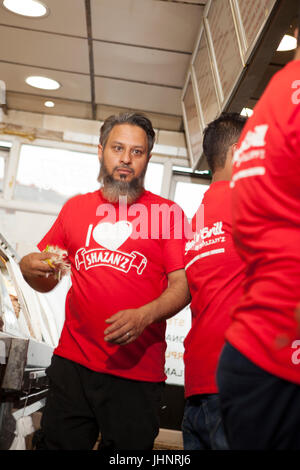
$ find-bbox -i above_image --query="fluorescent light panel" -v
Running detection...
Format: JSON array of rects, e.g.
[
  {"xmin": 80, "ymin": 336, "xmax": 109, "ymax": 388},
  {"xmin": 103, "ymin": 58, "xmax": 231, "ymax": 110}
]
[
  {"xmin": 241, "ymin": 108, "xmax": 253, "ymax": 117},
  {"xmin": 0, "ymin": 140, "xmax": 12, "ymax": 148},
  {"xmin": 277, "ymin": 35, "xmax": 297, "ymax": 52}
]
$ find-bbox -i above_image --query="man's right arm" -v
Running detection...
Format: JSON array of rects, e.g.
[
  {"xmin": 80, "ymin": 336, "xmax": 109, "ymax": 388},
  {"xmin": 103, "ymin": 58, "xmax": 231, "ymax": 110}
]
[{"xmin": 19, "ymin": 252, "xmax": 60, "ymax": 293}]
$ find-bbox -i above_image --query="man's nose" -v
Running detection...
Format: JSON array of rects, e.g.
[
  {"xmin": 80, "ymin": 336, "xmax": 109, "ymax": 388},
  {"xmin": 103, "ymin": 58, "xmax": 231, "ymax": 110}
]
[{"xmin": 121, "ymin": 148, "xmax": 132, "ymax": 164}]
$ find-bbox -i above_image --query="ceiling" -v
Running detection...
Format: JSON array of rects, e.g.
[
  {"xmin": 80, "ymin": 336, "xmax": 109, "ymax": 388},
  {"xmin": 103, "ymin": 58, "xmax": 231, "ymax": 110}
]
[
  {"xmin": 225, "ymin": 0, "xmax": 299, "ymax": 120},
  {"xmin": 0, "ymin": 0, "xmax": 297, "ymax": 135},
  {"xmin": 0, "ymin": 0, "xmax": 207, "ymax": 131},
  {"xmin": 243, "ymin": 15, "xmax": 298, "ymax": 113}
]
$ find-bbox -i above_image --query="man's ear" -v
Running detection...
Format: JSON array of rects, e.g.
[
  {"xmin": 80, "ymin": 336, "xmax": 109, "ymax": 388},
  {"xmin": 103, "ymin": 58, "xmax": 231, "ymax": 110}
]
[
  {"xmin": 148, "ymin": 153, "xmax": 152, "ymax": 161},
  {"xmin": 230, "ymin": 143, "xmax": 238, "ymax": 161},
  {"xmin": 294, "ymin": 27, "xmax": 299, "ymax": 40},
  {"xmin": 98, "ymin": 144, "xmax": 103, "ymax": 163}
]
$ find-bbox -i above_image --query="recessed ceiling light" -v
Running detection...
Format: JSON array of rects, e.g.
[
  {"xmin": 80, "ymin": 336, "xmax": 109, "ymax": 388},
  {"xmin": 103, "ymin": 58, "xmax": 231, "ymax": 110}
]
[
  {"xmin": 2, "ymin": 0, "xmax": 48, "ymax": 17},
  {"xmin": 277, "ymin": 34, "xmax": 297, "ymax": 52},
  {"xmin": 25, "ymin": 76, "xmax": 60, "ymax": 90},
  {"xmin": 44, "ymin": 100, "xmax": 55, "ymax": 108},
  {"xmin": 241, "ymin": 107, "xmax": 253, "ymax": 117}
]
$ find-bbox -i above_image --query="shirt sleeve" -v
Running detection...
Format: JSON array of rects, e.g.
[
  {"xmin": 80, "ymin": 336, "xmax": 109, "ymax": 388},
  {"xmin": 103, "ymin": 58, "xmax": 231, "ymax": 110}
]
[
  {"xmin": 37, "ymin": 204, "xmax": 68, "ymax": 253},
  {"xmin": 161, "ymin": 204, "xmax": 190, "ymax": 274}
]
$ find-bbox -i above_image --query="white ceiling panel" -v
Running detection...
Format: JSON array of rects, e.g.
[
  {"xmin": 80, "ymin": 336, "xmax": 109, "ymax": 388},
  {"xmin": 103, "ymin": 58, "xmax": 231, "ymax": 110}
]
[
  {"xmin": 95, "ymin": 76, "xmax": 181, "ymax": 115},
  {"xmin": 0, "ymin": 26, "xmax": 89, "ymax": 73},
  {"xmin": 0, "ymin": 63, "xmax": 91, "ymax": 101},
  {"xmin": 93, "ymin": 41, "xmax": 189, "ymax": 87},
  {"xmin": 91, "ymin": 0, "xmax": 204, "ymax": 52},
  {"xmin": 0, "ymin": 0, "xmax": 87, "ymax": 36}
]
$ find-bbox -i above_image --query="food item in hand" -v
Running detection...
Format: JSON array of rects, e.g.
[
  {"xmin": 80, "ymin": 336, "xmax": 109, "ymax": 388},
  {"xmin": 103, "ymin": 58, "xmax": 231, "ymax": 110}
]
[{"xmin": 43, "ymin": 245, "xmax": 70, "ymax": 280}]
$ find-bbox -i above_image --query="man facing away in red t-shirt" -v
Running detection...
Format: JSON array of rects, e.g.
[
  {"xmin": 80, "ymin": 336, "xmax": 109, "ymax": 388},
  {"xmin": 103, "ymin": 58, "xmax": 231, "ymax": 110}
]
[
  {"xmin": 217, "ymin": 23, "xmax": 300, "ymax": 450},
  {"xmin": 19, "ymin": 112, "xmax": 190, "ymax": 450},
  {"xmin": 183, "ymin": 113, "xmax": 247, "ymax": 450}
]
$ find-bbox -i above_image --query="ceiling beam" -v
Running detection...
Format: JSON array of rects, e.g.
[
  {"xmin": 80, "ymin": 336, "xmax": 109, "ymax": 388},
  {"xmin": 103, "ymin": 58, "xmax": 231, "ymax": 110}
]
[
  {"xmin": 0, "ymin": 24, "xmax": 192, "ymax": 55},
  {"xmin": 0, "ymin": 59, "xmax": 182, "ymax": 89},
  {"xmin": 92, "ymin": 38, "xmax": 191, "ymax": 55},
  {"xmin": 153, "ymin": 1, "xmax": 206, "ymax": 5},
  {"xmin": 85, "ymin": 0, "xmax": 96, "ymax": 120}
]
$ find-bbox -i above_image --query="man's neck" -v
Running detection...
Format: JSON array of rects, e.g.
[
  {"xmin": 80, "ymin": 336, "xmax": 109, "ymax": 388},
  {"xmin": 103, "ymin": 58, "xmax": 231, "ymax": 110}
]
[
  {"xmin": 211, "ymin": 170, "xmax": 231, "ymax": 183},
  {"xmin": 100, "ymin": 186, "xmax": 145, "ymax": 205},
  {"xmin": 294, "ymin": 47, "xmax": 300, "ymax": 61}
]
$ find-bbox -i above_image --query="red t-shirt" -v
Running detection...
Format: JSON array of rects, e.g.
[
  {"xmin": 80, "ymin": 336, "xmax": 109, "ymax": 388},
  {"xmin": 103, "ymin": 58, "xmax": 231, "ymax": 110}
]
[
  {"xmin": 227, "ymin": 60, "xmax": 300, "ymax": 385},
  {"xmin": 184, "ymin": 181, "xmax": 246, "ymax": 397},
  {"xmin": 38, "ymin": 189, "xmax": 186, "ymax": 382}
]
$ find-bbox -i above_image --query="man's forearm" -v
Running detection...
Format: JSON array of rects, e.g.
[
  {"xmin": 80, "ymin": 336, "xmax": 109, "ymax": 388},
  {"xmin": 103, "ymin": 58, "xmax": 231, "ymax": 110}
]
[
  {"xmin": 141, "ymin": 278, "xmax": 191, "ymax": 325},
  {"xmin": 104, "ymin": 269, "xmax": 191, "ymax": 345},
  {"xmin": 22, "ymin": 273, "xmax": 59, "ymax": 293}
]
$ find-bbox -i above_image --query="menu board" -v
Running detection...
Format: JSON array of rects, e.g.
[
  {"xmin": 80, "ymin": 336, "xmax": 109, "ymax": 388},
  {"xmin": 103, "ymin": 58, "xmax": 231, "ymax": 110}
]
[
  {"xmin": 193, "ymin": 29, "xmax": 220, "ymax": 126},
  {"xmin": 236, "ymin": 0, "xmax": 277, "ymax": 60},
  {"xmin": 182, "ymin": 75, "xmax": 203, "ymax": 168},
  {"xmin": 206, "ymin": 0, "xmax": 244, "ymax": 106}
]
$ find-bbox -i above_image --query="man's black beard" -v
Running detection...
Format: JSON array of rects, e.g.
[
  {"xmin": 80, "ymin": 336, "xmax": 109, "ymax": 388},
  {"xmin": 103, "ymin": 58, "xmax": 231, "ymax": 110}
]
[{"xmin": 98, "ymin": 160, "xmax": 146, "ymax": 204}]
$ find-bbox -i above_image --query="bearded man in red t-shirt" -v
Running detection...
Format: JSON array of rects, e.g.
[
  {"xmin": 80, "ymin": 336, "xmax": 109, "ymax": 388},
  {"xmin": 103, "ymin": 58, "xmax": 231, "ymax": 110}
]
[
  {"xmin": 217, "ymin": 24, "xmax": 300, "ymax": 449},
  {"xmin": 183, "ymin": 113, "xmax": 247, "ymax": 450},
  {"xmin": 19, "ymin": 112, "xmax": 190, "ymax": 450}
]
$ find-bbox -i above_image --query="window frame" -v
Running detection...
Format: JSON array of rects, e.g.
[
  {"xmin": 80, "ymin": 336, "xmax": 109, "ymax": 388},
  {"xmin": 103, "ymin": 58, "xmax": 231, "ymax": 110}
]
[
  {"xmin": 169, "ymin": 172, "xmax": 211, "ymax": 215},
  {"xmin": 0, "ymin": 136, "xmax": 186, "ymax": 215}
]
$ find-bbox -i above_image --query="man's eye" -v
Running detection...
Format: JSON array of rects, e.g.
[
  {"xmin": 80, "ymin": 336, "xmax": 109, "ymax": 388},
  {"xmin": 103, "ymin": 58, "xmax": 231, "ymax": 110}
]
[
  {"xmin": 132, "ymin": 149, "xmax": 142, "ymax": 155},
  {"xmin": 114, "ymin": 146, "xmax": 123, "ymax": 152}
]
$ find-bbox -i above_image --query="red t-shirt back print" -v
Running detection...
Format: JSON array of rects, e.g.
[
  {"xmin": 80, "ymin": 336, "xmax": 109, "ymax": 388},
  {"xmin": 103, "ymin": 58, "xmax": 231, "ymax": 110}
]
[{"xmin": 227, "ymin": 61, "xmax": 300, "ymax": 385}]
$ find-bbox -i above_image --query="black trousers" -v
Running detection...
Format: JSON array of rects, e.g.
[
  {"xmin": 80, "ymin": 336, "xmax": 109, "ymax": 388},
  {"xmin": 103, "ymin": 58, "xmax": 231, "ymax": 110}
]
[
  {"xmin": 37, "ymin": 355, "xmax": 164, "ymax": 450},
  {"xmin": 217, "ymin": 342, "xmax": 300, "ymax": 450}
]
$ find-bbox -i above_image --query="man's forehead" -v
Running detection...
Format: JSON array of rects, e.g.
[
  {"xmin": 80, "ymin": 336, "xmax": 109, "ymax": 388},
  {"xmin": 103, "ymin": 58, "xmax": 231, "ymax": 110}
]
[{"xmin": 107, "ymin": 124, "xmax": 147, "ymax": 146}]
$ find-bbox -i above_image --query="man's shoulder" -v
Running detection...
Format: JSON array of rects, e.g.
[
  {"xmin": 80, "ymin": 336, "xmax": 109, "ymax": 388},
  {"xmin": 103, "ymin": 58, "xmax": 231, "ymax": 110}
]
[
  {"xmin": 141, "ymin": 190, "xmax": 182, "ymax": 209},
  {"xmin": 259, "ymin": 60, "xmax": 299, "ymax": 109},
  {"xmin": 63, "ymin": 190, "xmax": 100, "ymax": 208},
  {"xmin": 191, "ymin": 182, "xmax": 231, "ymax": 224},
  {"xmin": 198, "ymin": 182, "xmax": 230, "ymax": 207}
]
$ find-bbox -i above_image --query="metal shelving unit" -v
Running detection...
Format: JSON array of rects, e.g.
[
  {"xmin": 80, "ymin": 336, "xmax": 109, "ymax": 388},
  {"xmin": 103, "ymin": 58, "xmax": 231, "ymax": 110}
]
[{"xmin": 0, "ymin": 233, "xmax": 54, "ymax": 449}]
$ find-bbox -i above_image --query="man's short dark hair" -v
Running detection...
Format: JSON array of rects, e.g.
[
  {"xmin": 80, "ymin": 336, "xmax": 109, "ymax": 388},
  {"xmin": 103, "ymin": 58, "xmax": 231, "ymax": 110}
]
[
  {"xmin": 203, "ymin": 112, "xmax": 247, "ymax": 174},
  {"xmin": 100, "ymin": 112, "xmax": 155, "ymax": 158}
]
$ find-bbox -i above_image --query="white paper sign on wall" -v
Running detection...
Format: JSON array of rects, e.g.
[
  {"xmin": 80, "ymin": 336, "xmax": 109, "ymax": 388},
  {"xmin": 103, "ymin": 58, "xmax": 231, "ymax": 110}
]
[{"xmin": 165, "ymin": 305, "xmax": 191, "ymax": 386}]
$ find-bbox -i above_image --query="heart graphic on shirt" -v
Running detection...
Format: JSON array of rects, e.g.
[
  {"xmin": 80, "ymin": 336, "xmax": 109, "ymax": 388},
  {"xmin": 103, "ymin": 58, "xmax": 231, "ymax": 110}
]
[{"xmin": 92, "ymin": 221, "xmax": 133, "ymax": 251}]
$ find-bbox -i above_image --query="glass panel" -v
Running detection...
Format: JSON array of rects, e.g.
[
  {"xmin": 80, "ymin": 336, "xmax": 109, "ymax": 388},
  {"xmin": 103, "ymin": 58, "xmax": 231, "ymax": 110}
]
[
  {"xmin": 15, "ymin": 145, "xmax": 100, "ymax": 205},
  {"xmin": 174, "ymin": 181, "xmax": 209, "ymax": 219},
  {"xmin": 193, "ymin": 30, "xmax": 219, "ymax": 126},
  {"xmin": 183, "ymin": 76, "xmax": 203, "ymax": 167},
  {"xmin": 207, "ymin": 0, "xmax": 243, "ymax": 103},
  {"xmin": 15, "ymin": 145, "xmax": 164, "ymax": 204},
  {"xmin": 237, "ymin": 0, "xmax": 276, "ymax": 53},
  {"xmin": 144, "ymin": 162, "xmax": 164, "ymax": 196}
]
